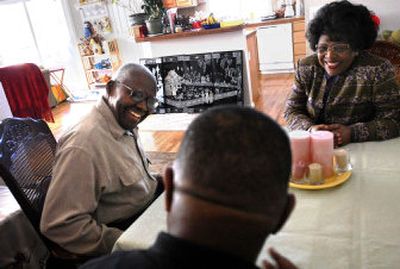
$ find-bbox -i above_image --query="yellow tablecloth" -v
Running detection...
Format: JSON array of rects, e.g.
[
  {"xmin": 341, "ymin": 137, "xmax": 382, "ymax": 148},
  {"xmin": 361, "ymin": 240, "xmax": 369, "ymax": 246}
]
[{"xmin": 114, "ymin": 137, "xmax": 400, "ymax": 269}]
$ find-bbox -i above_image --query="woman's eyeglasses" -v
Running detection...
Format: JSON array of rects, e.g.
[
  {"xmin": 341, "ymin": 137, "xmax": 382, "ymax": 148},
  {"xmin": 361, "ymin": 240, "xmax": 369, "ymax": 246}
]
[
  {"xmin": 315, "ymin": 43, "xmax": 351, "ymax": 55},
  {"xmin": 115, "ymin": 80, "xmax": 158, "ymax": 112}
]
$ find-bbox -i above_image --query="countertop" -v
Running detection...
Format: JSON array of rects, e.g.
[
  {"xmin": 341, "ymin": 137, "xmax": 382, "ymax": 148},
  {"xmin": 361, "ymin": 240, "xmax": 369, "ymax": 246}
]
[{"xmin": 134, "ymin": 17, "xmax": 304, "ymax": 43}]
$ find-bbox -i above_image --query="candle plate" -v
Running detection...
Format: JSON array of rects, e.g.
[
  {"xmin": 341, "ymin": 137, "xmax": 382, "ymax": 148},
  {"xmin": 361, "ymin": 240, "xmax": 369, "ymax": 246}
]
[{"xmin": 289, "ymin": 170, "xmax": 352, "ymax": 190}]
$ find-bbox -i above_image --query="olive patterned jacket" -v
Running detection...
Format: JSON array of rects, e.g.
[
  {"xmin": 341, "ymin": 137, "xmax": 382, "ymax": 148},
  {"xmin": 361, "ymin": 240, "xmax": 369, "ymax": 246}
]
[{"xmin": 284, "ymin": 51, "xmax": 400, "ymax": 142}]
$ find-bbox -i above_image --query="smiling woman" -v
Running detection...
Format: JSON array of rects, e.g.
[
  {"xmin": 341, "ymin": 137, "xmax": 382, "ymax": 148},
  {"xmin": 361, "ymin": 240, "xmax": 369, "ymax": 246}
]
[{"xmin": 284, "ymin": 0, "xmax": 400, "ymax": 147}]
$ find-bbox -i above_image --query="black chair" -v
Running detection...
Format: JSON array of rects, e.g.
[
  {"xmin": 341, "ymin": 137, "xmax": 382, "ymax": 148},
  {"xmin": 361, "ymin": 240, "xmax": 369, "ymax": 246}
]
[{"xmin": 0, "ymin": 117, "xmax": 89, "ymax": 268}]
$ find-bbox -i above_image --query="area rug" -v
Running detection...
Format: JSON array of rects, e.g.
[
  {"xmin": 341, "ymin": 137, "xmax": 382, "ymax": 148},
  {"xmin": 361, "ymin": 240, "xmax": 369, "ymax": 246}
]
[
  {"xmin": 146, "ymin": 151, "xmax": 177, "ymax": 175},
  {"xmin": 138, "ymin": 113, "xmax": 199, "ymax": 131}
]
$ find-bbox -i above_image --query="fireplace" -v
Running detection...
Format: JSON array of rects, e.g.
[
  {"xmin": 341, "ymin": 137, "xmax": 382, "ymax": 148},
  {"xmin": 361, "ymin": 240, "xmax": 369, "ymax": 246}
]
[{"xmin": 140, "ymin": 50, "xmax": 244, "ymax": 113}]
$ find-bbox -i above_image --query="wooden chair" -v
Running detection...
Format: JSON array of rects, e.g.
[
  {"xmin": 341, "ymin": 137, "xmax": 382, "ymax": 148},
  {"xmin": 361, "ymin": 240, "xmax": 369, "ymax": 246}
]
[
  {"xmin": 367, "ymin": 40, "xmax": 400, "ymax": 83},
  {"xmin": 0, "ymin": 118, "xmax": 90, "ymax": 268}
]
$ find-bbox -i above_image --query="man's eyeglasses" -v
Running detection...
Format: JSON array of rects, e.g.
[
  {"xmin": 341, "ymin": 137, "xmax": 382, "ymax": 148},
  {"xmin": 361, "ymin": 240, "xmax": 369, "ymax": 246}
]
[
  {"xmin": 315, "ymin": 43, "xmax": 351, "ymax": 55},
  {"xmin": 115, "ymin": 80, "xmax": 158, "ymax": 112}
]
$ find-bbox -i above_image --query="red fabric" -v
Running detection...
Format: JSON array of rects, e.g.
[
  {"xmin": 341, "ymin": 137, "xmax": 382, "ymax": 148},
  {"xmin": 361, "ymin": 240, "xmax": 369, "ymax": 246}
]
[
  {"xmin": 370, "ymin": 13, "xmax": 380, "ymax": 29},
  {"xmin": 0, "ymin": 63, "xmax": 54, "ymax": 122}
]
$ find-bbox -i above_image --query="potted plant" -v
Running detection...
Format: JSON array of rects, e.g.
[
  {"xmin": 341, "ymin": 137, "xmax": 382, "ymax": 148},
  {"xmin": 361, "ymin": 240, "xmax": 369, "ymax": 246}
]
[
  {"xmin": 112, "ymin": 0, "xmax": 147, "ymax": 26},
  {"xmin": 141, "ymin": 0, "xmax": 165, "ymax": 35}
]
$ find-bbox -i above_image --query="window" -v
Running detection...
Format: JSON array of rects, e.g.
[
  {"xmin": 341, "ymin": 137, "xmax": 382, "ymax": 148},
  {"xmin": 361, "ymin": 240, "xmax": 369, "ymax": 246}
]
[
  {"xmin": 0, "ymin": 2, "xmax": 39, "ymax": 65},
  {"xmin": 0, "ymin": 0, "xmax": 86, "ymax": 90}
]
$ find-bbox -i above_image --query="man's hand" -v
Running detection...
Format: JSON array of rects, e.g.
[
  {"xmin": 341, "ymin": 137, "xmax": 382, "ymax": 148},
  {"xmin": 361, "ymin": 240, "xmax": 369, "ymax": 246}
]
[{"xmin": 262, "ymin": 248, "xmax": 298, "ymax": 269}]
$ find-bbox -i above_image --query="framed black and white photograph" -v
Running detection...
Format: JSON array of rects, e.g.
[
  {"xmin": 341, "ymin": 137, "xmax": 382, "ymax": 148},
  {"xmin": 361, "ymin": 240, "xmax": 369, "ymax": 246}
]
[
  {"xmin": 140, "ymin": 57, "xmax": 165, "ymax": 113},
  {"xmin": 212, "ymin": 51, "xmax": 243, "ymax": 106},
  {"xmin": 141, "ymin": 50, "xmax": 243, "ymax": 114}
]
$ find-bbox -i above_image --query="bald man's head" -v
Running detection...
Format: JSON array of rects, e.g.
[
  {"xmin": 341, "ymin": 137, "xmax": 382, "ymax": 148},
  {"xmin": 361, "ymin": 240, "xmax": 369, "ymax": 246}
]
[
  {"xmin": 105, "ymin": 63, "xmax": 157, "ymax": 130},
  {"xmin": 173, "ymin": 106, "xmax": 291, "ymax": 216}
]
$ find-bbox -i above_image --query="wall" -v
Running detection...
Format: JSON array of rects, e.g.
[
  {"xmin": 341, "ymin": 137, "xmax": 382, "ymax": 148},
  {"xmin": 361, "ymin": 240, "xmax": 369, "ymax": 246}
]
[
  {"xmin": 65, "ymin": 1, "xmax": 252, "ymax": 104},
  {"xmin": 65, "ymin": 0, "xmax": 400, "ymax": 85},
  {"xmin": 305, "ymin": 0, "xmax": 399, "ymax": 31}
]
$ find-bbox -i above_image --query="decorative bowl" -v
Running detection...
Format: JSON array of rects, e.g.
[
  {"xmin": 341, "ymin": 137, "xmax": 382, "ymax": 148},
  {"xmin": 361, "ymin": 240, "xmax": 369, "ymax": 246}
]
[{"xmin": 202, "ymin": 23, "xmax": 220, "ymax": 30}]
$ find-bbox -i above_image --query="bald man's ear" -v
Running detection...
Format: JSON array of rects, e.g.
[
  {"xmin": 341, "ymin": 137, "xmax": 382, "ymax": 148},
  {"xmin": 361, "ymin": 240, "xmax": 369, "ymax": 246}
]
[
  {"xmin": 106, "ymin": 80, "xmax": 115, "ymax": 95},
  {"xmin": 272, "ymin": 193, "xmax": 295, "ymax": 234},
  {"xmin": 163, "ymin": 166, "xmax": 174, "ymax": 212}
]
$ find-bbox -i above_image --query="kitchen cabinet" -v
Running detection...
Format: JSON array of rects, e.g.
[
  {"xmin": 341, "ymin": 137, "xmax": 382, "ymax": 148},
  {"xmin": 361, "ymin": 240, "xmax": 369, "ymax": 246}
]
[
  {"xmin": 246, "ymin": 30, "xmax": 260, "ymax": 103},
  {"xmin": 162, "ymin": 0, "xmax": 176, "ymax": 9},
  {"xmin": 242, "ymin": 17, "xmax": 305, "ymax": 104},
  {"xmin": 244, "ymin": 18, "xmax": 305, "ymax": 74},
  {"xmin": 292, "ymin": 20, "xmax": 306, "ymax": 66},
  {"xmin": 163, "ymin": 0, "xmax": 206, "ymax": 8},
  {"xmin": 176, "ymin": 0, "xmax": 197, "ymax": 7},
  {"xmin": 257, "ymin": 23, "xmax": 294, "ymax": 74}
]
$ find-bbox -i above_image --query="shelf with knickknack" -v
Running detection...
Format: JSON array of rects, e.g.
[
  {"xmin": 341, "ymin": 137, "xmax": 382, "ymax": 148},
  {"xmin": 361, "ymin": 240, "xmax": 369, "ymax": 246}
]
[
  {"xmin": 77, "ymin": 0, "xmax": 122, "ymax": 90},
  {"xmin": 79, "ymin": 39, "xmax": 122, "ymax": 89}
]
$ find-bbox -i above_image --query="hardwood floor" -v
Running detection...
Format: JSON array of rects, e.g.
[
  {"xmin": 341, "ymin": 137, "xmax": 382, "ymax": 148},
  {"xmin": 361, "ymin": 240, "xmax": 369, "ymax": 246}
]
[
  {"xmin": 47, "ymin": 101, "xmax": 95, "ymax": 141},
  {"xmin": 255, "ymin": 73, "xmax": 294, "ymax": 126},
  {"xmin": 48, "ymin": 74, "xmax": 293, "ymax": 152}
]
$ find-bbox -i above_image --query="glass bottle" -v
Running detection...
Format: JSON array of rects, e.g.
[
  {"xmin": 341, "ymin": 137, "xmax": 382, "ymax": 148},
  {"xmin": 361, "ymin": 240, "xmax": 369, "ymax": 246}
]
[{"xmin": 285, "ymin": 0, "xmax": 295, "ymax": 18}]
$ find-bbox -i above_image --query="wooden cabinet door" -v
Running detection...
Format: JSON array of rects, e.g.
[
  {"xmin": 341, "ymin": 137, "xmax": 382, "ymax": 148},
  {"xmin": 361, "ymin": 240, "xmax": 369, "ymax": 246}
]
[
  {"xmin": 292, "ymin": 20, "xmax": 306, "ymax": 66},
  {"xmin": 176, "ymin": 0, "xmax": 197, "ymax": 7},
  {"xmin": 162, "ymin": 0, "xmax": 176, "ymax": 8},
  {"xmin": 246, "ymin": 31, "xmax": 260, "ymax": 103}
]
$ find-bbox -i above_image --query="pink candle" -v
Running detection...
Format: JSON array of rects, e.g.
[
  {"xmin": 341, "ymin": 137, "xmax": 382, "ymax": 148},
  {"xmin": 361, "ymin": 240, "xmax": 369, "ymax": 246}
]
[
  {"xmin": 289, "ymin": 130, "xmax": 311, "ymax": 179},
  {"xmin": 310, "ymin": 131, "xmax": 334, "ymax": 178}
]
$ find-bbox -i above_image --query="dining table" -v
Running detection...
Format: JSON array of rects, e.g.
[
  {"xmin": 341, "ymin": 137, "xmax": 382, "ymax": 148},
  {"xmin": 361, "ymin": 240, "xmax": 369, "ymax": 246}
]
[{"xmin": 113, "ymin": 137, "xmax": 400, "ymax": 269}]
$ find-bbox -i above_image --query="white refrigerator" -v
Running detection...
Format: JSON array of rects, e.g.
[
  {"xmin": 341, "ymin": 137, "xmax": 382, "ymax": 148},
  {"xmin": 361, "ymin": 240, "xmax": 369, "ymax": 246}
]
[{"xmin": 257, "ymin": 23, "xmax": 294, "ymax": 74}]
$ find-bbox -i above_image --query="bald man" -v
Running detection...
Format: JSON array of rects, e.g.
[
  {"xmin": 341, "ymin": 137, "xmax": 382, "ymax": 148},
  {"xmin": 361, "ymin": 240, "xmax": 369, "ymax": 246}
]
[
  {"xmin": 81, "ymin": 106, "xmax": 297, "ymax": 268},
  {"xmin": 41, "ymin": 63, "xmax": 162, "ymax": 256}
]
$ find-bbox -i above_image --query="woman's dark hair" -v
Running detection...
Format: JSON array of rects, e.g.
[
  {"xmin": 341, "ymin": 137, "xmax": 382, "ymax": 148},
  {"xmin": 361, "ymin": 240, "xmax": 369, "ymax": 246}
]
[{"xmin": 306, "ymin": 0, "xmax": 377, "ymax": 52}]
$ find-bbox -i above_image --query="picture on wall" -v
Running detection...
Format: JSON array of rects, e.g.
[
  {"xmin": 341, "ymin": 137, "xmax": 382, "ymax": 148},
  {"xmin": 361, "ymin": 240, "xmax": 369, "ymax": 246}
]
[
  {"xmin": 212, "ymin": 51, "xmax": 243, "ymax": 106},
  {"xmin": 141, "ymin": 57, "xmax": 164, "ymax": 108},
  {"xmin": 140, "ymin": 50, "xmax": 243, "ymax": 113}
]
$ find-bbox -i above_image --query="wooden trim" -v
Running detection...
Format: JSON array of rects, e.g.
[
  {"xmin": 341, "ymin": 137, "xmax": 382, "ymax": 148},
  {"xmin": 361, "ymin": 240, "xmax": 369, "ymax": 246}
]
[
  {"xmin": 293, "ymin": 31, "xmax": 305, "ymax": 44},
  {"xmin": 294, "ymin": 55, "xmax": 306, "ymax": 65},
  {"xmin": 246, "ymin": 30, "xmax": 260, "ymax": 103},
  {"xmin": 162, "ymin": 0, "xmax": 177, "ymax": 8},
  {"xmin": 293, "ymin": 21, "xmax": 305, "ymax": 32},
  {"xmin": 176, "ymin": 0, "xmax": 197, "ymax": 7},
  {"xmin": 294, "ymin": 43, "xmax": 306, "ymax": 56},
  {"xmin": 134, "ymin": 17, "xmax": 305, "ymax": 43},
  {"xmin": 135, "ymin": 25, "xmax": 243, "ymax": 43},
  {"xmin": 245, "ymin": 17, "xmax": 305, "ymax": 30}
]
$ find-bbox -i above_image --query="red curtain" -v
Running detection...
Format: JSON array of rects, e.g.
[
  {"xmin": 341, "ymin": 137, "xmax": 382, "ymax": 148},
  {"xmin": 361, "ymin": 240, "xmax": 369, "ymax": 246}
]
[{"xmin": 0, "ymin": 63, "xmax": 54, "ymax": 122}]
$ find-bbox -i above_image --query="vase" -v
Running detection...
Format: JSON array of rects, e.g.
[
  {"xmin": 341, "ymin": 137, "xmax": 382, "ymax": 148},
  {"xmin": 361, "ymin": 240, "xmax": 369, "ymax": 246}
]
[
  {"xmin": 145, "ymin": 18, "xmax": 163, "ymax": 35},
  {"xmin": 128, "ymin": 13, "xmax": 147, "ymax": 26}
]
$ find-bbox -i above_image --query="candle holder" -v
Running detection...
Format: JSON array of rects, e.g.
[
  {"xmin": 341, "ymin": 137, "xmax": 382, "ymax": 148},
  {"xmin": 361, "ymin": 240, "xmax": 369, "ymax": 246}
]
[
  {"xmin": 334, "ymin": 148, "xmax": 352, "ymax": 174},
  {"xmin": 305, "ymin": 163, "xmax": 324, "ymax": 185}
]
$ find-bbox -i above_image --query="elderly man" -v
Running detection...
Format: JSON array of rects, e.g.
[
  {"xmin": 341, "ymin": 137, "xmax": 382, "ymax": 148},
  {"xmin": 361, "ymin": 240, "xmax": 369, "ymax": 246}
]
[
  {"xmin": 41, "ymin": 63, "xmax": 162, "ymax": 256},
  {"xmin": 81, "ymin": 106, "xmax": 297, "ymax": 269}
]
